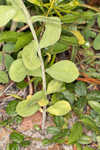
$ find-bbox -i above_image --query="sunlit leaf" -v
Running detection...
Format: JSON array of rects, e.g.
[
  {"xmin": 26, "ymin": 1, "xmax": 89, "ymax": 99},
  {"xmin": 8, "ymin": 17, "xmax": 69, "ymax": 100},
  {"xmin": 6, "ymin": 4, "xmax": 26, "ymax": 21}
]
[
  {"xmin": 9, "ymin": 59, "xmax": 27, "ymax": 82},
  {"xmin": 47, "ymin": 80, "xmax": 65, "ymax": 94},
  {"xmin": 16, "ymin": 99, "xmax": 40, "ymax": 117},
  {"xmin": 46, "ymin": 60, "xmax": 79, "ymax": 83},
  {"xmin": 47, "ymin": 100, "xmax": 71, "ymax": 116},
  {"xmin": 38, "ymin": 98, "xmax": 48, "ymax": 106},
  {"xmin": 71, "ymin": 30, "xmax": 85, "ymax": 45},
  {"xmin": 40, "ymin": 17, "xmax": 61, "ymax": 48},
  {"xmin": 0, "ymin": 6, "xmax": 16, "ymax": 27},
  {"xmin": 22, "ymin": 41, "xmax": 41, "ymax": 71}
]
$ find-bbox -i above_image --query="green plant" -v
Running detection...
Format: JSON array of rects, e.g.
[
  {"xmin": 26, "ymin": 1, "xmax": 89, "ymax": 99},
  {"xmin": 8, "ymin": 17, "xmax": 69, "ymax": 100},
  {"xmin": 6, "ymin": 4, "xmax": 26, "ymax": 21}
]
[
  {"xmin": 6, "ymin": 132, "xmax": 31, "ymax": 150},
  {"xmin": 0, "ymin": 0, "xmax": 80, "ymax": 126},
  {"xmin": 1, "ymin": 0, "xmax": 100, "ymax": 149}
]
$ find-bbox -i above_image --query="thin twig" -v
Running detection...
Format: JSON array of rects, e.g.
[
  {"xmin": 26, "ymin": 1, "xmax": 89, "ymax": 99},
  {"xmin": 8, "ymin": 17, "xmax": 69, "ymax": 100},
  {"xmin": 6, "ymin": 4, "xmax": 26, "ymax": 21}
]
[
  {"xmin": 15, "ymin": 0, "xmax": 47, "ymax": 134},
  {"xmin": 17, "ymin": 24, "xmax": 29, "ymax": 32},
  {"xmin": 27, "ymin": 76, "xmax": 33, "ymax": 95},
  {"xmin": 10, "ymin": 21, "xmax": 17, "ymax": 31},
  {"xmin": 0, "ymin": 81, "xmax": 14, "ymax": 97},
  {"xmin": 79, "ymin": 4, "xmax": 100, "ymax": 12}
]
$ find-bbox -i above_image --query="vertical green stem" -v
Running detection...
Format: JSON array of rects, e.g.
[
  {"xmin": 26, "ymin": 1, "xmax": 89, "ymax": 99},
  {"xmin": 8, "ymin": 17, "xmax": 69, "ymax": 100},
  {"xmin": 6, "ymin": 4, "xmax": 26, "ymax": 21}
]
[
  {"xmin": 71, "ymin": 46, "xmax": 78, "ymax": 62},
  {"xmin": 16, "ymin": 0, "xmax": 47, "ymax": 133}
]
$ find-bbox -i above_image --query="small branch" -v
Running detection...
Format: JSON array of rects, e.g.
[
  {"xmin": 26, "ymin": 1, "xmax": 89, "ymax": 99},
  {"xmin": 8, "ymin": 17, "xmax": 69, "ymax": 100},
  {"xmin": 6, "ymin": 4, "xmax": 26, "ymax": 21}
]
[
  {"xmin": 79, "ymin": 4, "xmax": 100, "ymax": 12},
  {"xmin": 16, "ymin": 0, "xmax": 47, "ymax": 133},
  {"xmin": 77, "ymin": 77, "xmax": 100, "ymax": 85},
  {"xmin": 73, "ymin": 144, "xmax": 77, "ymax": 150},
  {"xmin": 27, "ymin": 76, "xmax": 33, "ymax": 95},
  {"xmin": 17, "ymin": 24, "xmax": 29, "ymax": 32},
  {"xmin": 10, "ymin": 21, "xmax": 17, "ymax": 31}
]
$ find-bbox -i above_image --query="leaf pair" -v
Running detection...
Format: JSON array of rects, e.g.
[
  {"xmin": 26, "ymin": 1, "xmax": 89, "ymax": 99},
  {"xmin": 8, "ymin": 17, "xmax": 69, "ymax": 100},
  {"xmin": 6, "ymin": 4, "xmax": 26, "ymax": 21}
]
[{"xmin": 16, "ymin": 89, "xmax": 71, "ymax": 117}]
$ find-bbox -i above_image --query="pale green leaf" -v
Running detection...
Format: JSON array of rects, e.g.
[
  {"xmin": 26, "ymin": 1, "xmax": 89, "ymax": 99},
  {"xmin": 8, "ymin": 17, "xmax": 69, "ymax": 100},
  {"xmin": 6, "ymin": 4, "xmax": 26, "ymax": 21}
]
[
  {"xmin": 47, "ymin": 100, "xmax": 71, "ymax": 116},
  {"xmin": 27, "ymin": 0, "xmax": 42, "ymax": 6},
  {"xmin": 0, "ymin": 6, "xmax": 16, "ymax": 27},
  {"xmin": 40, "ymin": 17, "xmax": 61, "ymax": 48},
  {"xmin": 38, "ymin": 98, "xmax": 48, "ymax": 106},
  {"xmin": 97, "ymin": 15, "xmax": 100, "ymax": 28},
  {"xmin": 22, "ymin": 41, "xmax": 41, "ymax": 71},
  {"xmin": 9, "ymin": 59, "xmax": 27, "ymax": 82},
  {"xmin": 27, "ymin": 91, "xmax": 48, "ymax": 106},
  {"xmin": 47, "ymin": 80, "xmax": 65, "ymax": 94},
  {"xmin": 26, "ymin": 67, "xmax": 42, "ymax": 77},
  {"xmin": 13, "ymin": 9, "xmax": 26, "ymax": 23},
  {"xmin": 0, "ymin": 71, "xmax": 9, "ymax": 83},
  {"xmin": 16, "ymin": 100, "xmax": 40, "ymax": 117},
  {"xmin": 93, "ymin": 34, "xmax": 100, "ymax": 50},
  {"xmin": 46, "ymin": 60, "xmax": 79, "ymax": 83}
]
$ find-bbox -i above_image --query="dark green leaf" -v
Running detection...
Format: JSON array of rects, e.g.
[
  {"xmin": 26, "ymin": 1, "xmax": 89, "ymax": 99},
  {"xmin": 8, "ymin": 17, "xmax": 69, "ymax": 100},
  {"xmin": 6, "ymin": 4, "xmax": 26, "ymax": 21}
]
[
  {"xmin": 7, "ymin": 142, "xmax": 19, "ymax": 150},
  {"xmin": 20, "ymin": 140, "xmax": 31, "ymax": 147},
  {"xmin": 0, "ymin": 31, "xmax": 22, "ymax": 42},
  {"xmin": 83, "ymin": 146, "xmax": 94, "ymax": 150},
  {"xmin": 10, "ymin": 132, "xmax": 24, "ymax": 143},
  {"xmin": 88, "ymin": 101, "xmax": 100, "ymax": 114},
  {"xmin": 46, "ymin": 126, "xmax": 60, "ymax": 135},
  {"xmin": 3, "ymin": 43, "xmax": 15, "ymax": 53},
  {"xmin": 15, "ymin": 32, "xmax": 33, "ymax": 52},
  {"xmin": 62, "ymin": 90, "xmax": 75, "ymax": 104},
  {"xmin": 6, "ymin": 100, "xmax": 19, "ymax": 116},
  {"xmin": 53, "ymin": 116, "xmax": 64, "ymax": 128},
  {"xmin": 75, "ymin": 97, "xmax": 88, "ymax": 110},
  {"xmin": 80, "ymin": 116, "xmax": 100, "ymax": 133},
  {"xmin": 87, "ymin": 90, "xmax": 100, "ymax": 101},
  {"xmin": 68, "ymin": 122, "xmax": 83, "ymax": 144},
  {"xmin": 75, "ymin": 81, "xmax": 87, "ymax": 97}
]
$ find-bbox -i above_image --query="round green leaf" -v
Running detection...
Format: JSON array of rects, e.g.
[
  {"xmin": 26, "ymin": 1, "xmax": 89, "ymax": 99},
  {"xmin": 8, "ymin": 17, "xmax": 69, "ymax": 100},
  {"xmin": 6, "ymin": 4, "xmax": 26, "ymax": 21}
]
[
  {"xmin": 0, "ymin": 6, "xmax": 16, "ymax": 27},
  {"xmin": 26, "ymin": 67, "xmax": 42, "ymax": 77},
  {"xmin": 93, "ymin": 34, "xmax": 100, "ymax": 50},
  {"xmin": 46, "ymin": 60, "xmax": 79, "ymax": 83},
  {"xmin": 40, "ymin": 17, "xmax": 61, "ymax": 49},
  {"xmin": 13, "ymin": 9, "xmax": 26, "ymax": 23},
  {"xmin": 9, "ymin": 59, "xmax": 27, "ymax": 82},
  {"xmin": 0, "ymin": 71, "xmax": 9, "ymax": 83},
  {"xmin": 47, "ymin": 80, "xmax": 65, "ymax": 94},
  {"xmin": 22, "ymin": 41, "xmax": 41, "ymax": 71},
  {"xmin": 16, "ymin": 100, "xmax": 40, "ymax": 117},
  {"xmin": 47, "ymin": 100, "xmax": 71, "ymax": 116}
]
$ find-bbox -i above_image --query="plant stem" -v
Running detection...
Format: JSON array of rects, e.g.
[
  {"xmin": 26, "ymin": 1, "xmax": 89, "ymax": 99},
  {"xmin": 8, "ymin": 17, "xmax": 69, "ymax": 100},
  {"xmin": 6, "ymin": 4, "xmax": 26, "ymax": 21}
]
[
  {"xmin": 27, "ymin": 76, "xmax": 33, "ymax": 95},
  {"xmin": 71, "ymin": 46, "xmax": 78, "ymax": 62},
  {"xmin": 16, "ymin": 0, "xmax": 47, "ymax": 133},
  {"xmin": 79, "ymin": 4, "xmax": 100, "ymax": 13}
]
